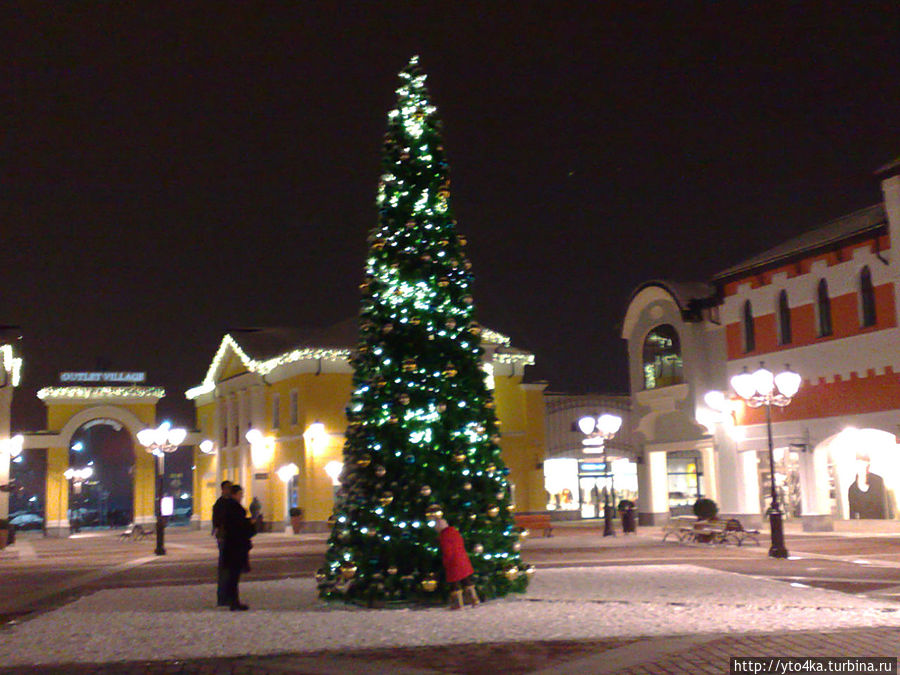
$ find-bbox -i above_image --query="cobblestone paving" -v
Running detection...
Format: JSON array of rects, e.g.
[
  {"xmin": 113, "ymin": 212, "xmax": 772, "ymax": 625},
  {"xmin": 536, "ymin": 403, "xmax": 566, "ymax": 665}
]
[{"xmin": 0, "ymin": 630, "xmax": 898, "ymax": 675}]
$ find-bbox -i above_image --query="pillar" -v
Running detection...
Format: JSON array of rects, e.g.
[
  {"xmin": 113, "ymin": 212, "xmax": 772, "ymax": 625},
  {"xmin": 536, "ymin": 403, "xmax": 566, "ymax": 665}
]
[
  {"xmin": 799, "ymin": 444, "xmax": 834, "ymax": 532},
  {"xmin": 638, "ymin": 449, "xmax": 670, "ymax": 525}
]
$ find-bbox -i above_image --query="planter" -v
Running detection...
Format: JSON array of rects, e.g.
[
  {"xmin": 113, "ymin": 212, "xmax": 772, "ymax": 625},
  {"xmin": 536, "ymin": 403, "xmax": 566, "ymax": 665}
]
[{"xmin": 289, "ymin": 508, "xmax": 304, "ymax": 534}]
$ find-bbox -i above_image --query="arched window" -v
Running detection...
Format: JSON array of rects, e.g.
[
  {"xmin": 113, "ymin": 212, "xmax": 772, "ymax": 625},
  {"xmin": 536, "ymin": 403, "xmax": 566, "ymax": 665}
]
[
  {"xmin": 743, "ymin": 300, "xmax": 755, "ymax": 352},
  {"xmin": 817, "ymin": 279, "xmax": 833, "ymax": 337},
  {"xmin": 777, "ymin": 290, "xmax": 792, "ymax": 345},
  {"xmin": 642, "ymin": 324, "xmax": 683, "ymax": 389},
  {"xmin": 860, "ymin": 266, "xmax": 876, "ymax": 328}
]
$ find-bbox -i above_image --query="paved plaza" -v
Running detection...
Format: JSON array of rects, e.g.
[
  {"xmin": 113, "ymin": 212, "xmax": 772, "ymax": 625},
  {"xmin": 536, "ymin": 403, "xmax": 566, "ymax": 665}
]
[{"xmin": 1, "ymin": 523, "xmax": 899, "ymax": 674}]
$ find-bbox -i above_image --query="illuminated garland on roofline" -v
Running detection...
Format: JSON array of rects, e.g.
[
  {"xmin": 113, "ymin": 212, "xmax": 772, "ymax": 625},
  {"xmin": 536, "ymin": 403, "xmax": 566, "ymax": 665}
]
[
  {"xmin": 1, "ymin": 344, "xmax": 22, "ymax": 387},
  {"xmin": 185, "ymin": 329, "xmax": 533, "ymax": 400},
  {"xmin": 37, "ymin": 386, "xmax": 166, "ymax": 400}
]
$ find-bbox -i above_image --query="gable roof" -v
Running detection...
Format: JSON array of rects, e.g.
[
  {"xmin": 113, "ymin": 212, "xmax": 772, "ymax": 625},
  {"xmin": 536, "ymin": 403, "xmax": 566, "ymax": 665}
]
[
  {"xmin": 187, "ymin": 318, "xmax": 533, "ymax": 399},
  {"xmin": 712, "ymin": 203, "xmax": 887, "ymax": 282}
]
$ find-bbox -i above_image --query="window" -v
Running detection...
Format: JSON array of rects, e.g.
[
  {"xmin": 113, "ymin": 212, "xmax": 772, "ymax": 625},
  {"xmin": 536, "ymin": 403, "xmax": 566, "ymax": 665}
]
[
  {"xmin": 290, "ymin": 390, "xmax": 299, "ymax": 426},
  {"xmin": 743, "ymin": 300, "xmax": 755, "ymax": 352},
  {"xmin": 817, "ymin": 279, "xmax": 833, "ymax": 337},
  {"xmin": 777, "ymin": 290, "xmax": 792, "ymax": 345},
  {"xmin": 272, "ymin": 393, "xmax": 281, "ymax": 429},
  {"xmin": 642, "ymin": 324, "xmax": 683, "ymax": 389},
  {"xmin": 860, "ymin": 266, "xmax": 876, "ymax": 328}
]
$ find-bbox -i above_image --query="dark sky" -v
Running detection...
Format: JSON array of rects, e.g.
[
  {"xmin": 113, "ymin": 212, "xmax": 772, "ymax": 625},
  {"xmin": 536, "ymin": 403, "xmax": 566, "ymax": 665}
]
[{"xmin": 5, "ymin": 3, "xmax": 900, "ymax": 430}]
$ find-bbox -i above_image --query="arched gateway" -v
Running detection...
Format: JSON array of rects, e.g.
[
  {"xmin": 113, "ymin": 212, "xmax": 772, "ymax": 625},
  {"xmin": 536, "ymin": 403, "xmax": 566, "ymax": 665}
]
[{"xmin": 24, "ymin": 383, "xmax": 165, "ymax": 536}]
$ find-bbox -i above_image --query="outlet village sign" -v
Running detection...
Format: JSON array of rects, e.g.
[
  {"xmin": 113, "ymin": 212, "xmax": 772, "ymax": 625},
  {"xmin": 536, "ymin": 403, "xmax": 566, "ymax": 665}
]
[{"xmin": 59, "ymin": 372, "xmax": 147, "ymax": 384}]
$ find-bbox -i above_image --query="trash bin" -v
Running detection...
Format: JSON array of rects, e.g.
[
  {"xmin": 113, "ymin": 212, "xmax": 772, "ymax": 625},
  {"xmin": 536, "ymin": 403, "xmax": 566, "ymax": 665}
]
[{"xmin": 618, "ymin": 500, "xmax": 637, "ymax": 534}]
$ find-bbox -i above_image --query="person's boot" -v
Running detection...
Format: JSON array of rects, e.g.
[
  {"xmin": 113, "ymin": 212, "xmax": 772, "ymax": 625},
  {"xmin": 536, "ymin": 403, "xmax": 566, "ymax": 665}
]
[
  {"xmin": 463, "ymin": 586, "xmax": 480, "ymax": 608},
  {"xmin": 448, "ymin": 590, "xmax": 464, "ymax": 610}
]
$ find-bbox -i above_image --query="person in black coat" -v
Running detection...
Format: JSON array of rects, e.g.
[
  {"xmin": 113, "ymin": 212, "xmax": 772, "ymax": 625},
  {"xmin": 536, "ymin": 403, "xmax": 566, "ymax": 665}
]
[
  {"xmin": 211, "ymin": 480, "xmax": 232, "ymax": 607},
  {"xmin": 221, "ymin": 484, "xmax": 255, "ymax": 611}
]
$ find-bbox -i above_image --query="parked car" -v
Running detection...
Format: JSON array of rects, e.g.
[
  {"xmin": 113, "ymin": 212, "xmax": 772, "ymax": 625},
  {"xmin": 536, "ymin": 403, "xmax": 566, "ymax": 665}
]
[{"xmin": 9, "ymin": 513, "xmax": 43, "ymax": 530}]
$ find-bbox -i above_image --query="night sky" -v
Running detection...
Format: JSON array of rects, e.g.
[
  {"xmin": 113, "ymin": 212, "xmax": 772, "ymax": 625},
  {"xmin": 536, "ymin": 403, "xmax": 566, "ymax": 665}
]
[{"xmin": 6, "ymin": 4, "xmax": 900, "ymax": 431}]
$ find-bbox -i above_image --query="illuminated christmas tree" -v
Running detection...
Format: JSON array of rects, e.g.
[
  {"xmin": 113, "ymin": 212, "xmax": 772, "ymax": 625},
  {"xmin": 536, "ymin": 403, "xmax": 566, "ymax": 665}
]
[{"xmin": 318, "ymin": 56, "xmax": 530, "ymax": 605}]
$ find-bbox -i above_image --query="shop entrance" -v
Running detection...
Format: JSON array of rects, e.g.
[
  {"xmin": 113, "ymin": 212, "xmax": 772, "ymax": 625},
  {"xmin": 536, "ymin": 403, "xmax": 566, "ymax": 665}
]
[{"xmin": 667, "ymin": 451, "xmax": 703, "ymax": 515}]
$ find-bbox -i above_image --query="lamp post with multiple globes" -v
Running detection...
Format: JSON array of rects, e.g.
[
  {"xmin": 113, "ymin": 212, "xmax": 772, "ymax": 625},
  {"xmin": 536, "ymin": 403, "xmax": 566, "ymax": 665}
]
[
  {"xmin": 577, "ymin": 413, "xmax": 623, "ymax": 537},
  {"xmin": 730, "ymin": 363, "xmax": 801, "ymax": 559},
  {"xmin": 137, "ymin": 422, "xmax": 187, "ymax": 555}
]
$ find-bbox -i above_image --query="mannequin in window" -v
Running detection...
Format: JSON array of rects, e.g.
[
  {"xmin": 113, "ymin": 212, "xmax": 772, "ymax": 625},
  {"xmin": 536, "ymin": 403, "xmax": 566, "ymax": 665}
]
[{"xmin": 848, "ymin": 451, "xmax": 888, "ymax": 519}]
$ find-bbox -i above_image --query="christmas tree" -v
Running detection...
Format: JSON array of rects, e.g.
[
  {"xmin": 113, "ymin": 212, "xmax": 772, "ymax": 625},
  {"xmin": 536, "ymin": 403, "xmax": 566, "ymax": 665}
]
[{"xmin": 318, "ymin": 56, "xmax": 530, "ymax": 605}]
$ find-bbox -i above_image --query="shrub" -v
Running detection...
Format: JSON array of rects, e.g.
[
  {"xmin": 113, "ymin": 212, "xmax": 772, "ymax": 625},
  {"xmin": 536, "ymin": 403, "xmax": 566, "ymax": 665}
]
[{"xmin": 693, "ymin": 498, "xmax": 718, "ymax": 520}]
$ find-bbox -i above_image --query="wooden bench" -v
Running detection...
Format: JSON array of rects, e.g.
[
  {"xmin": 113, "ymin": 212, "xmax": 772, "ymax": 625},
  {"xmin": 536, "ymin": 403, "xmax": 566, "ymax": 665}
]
[
  {"xmin": 514, "ymin": 513, "xmax": 553, "ymax": 538},
  {"xmin": 689, "ymin": 519, "xmax": 729, "ymax": 544},
  {"xmin": 723, "ymin": 518, "xmax": 760, "ymax": 546},
  {"xmin": 662, "ymin": 515, "xmax": 698, "ymax": 542},
  {"xmin": 119, "ymin": 523, "xmax": 151, "ymax": 541}
]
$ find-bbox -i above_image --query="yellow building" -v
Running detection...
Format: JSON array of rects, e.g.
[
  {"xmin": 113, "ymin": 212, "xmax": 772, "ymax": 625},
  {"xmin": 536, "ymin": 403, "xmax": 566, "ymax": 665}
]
[{"xmin": 187, "ymin": 319, "xmax": 547, "ymax": 531}]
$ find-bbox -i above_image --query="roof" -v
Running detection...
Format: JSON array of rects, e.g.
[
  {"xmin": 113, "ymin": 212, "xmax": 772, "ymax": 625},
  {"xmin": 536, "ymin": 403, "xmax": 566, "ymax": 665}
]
[
  {"xmin": 628, "ymin": 279, "xmax": 716, "ymax": 313},
  {"xmin": 712, "ymin": 203, "xmax": 887, "ymax": 281},
  {"xmin": 875, "ymin": 156, "xmax": 900, "ymax": 177},
  {"xmin": 228, "ymin": 319, "xmax": 358, "ymax": 360}
]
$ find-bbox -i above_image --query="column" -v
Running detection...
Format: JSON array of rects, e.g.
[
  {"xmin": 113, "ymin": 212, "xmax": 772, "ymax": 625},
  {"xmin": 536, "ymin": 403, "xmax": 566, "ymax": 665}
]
[
  {"xmin": 45, "ymin": 446, "xmax": 69, "ymax": 536},
  {"xmin": 799, "ymin": 443, "xmax": 834, "ymax": 532},
  {"xmin": 638, "ymin": 449, "xmax": 670, "ymax": 525}
]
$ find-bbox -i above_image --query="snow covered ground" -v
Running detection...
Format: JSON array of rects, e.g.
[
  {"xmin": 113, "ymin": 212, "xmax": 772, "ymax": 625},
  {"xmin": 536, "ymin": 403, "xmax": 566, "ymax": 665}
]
[{"xmin": 2, "ymin": 565, "xmax": 899, "ymax": 666}]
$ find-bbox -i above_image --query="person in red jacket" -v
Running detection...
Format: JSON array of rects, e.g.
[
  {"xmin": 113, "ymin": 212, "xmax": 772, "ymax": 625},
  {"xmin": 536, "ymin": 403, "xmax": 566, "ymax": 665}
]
[{"xmin": 435, "ymin": 518, "xmax": 479, "ymax": 609}]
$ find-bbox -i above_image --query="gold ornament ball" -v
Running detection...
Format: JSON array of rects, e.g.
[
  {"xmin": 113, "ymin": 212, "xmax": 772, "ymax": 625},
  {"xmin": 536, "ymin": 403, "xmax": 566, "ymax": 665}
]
[
  {"xmin": 410, "ymin": 317, "xmax": 421, "ymax": 325},
  {"xmin": 379, "ymin": 492, "xmax": 394, "ymax": 506},
  {"xmin": 382, "ymin": 323, "xmax": 394, "ymax": 333},
  {"xmin": 469, "ymin": 513, "xmax": 477, "ymax": 520},
  {"xmin": 472, "ymin": 543, "xmax": 484, "ymax": 554},
  {"xmin": 468, "ymin": 322, "xmax": 482, "ymax": 335},
  {"xmin": 357, "ymin": 455, "xmax": 372, "ymax": 468},
  {"xmin": 315, "ymin": 569, "xmax": 328, "ymax": 583},
  {"xmin": 406, "ymin": 219, "xmax": 416, "ymax": 228},
  {"xmin": 425, "ymin": 504, "xmax": 444, "ymax": 519},
  {"xmin": 512, "ymin": 542, "xmax": 521, "ymax": 552},
  {"xmin": 445, "ymin": 318, "xmax": 457, "ymax": 329},
  {"xmin": 375, "ymin": 465, "xmax": 386, "ymax": 477},
  {"xmin": 387, "ymin": 566, "xmax": 398, "ymax": 575},
  {"xmin": 420, "ymin": 485, "xmax": 432, "ymax": 497},
  {"xmin": 402, "ymin": 358, "xmax": 417, "ymax": 372},
  {"xmin": 507, "ymin": 503, "xmax": 516, "ymax": 513},
  {"xmin": 421, "ymin": 578, "xmax": 438, "ymax": 592},
  {"xmin": 525, "ymin": 565, "xmax": 536, "ymax": 576},
  {"xmin": 462, "ymin": 482, "xmax": 472, "ymax": 491},
  {"xmin": 340, "ymin": 563, "xmax": 358, "ymax": 580},
  {"xmin": 376, "ymin": 379, "xmax": 387, "ymax": 388},
  {"xmin": 420, "ymin": 253, "xmax": 432, "ymax": 263},
  {"xmin": 399, "ymin": 393, "xmax": 410, "ymax": 405},
  {"xmin": 327, "ymin": 514, "xmax": 338, "ymax": 525},
  {"xmin": 458, "ymin": 236, "xmax": 467, "ymax": 246},
  {"xmin": 438, "ymin": 277, "xmax": 450, "ymax": 287},
  {"xmin": 496, "ymin": 491, "xmax": 505, "ymax": 500},
  {"xmin": 519, "ymin": 528, "xmax": 531, "ymax": 540},
  {"xmin": 437, "ymin": 402, "xmax": 447, "ymax": 413},
  {"xmin": 453, "ymin": 453, "xmax": 466, "ymax": 463},
  {"xmin": 443, "ymin": 364, "xmax": 458, "ymax": 378},
  {"xmin": 504, "ymin": 567, "xmax": 519, "ymax": 581},
  {"xmin": 487, "ymin": 505, "xmax": 500, "ymax": 518},
  {"xmin": 486, "ymin": 464, "xmax": 496, "ymax": 474},
  {"xmin": 372, "ymin": 239, "xmax": 385, "ymax": 250}
]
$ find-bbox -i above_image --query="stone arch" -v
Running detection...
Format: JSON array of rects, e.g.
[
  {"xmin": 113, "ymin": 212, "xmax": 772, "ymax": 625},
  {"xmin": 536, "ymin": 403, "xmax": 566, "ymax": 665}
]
[{"xmin": 57, "ymin": 405, "xmax": 148, "ymax": 452}]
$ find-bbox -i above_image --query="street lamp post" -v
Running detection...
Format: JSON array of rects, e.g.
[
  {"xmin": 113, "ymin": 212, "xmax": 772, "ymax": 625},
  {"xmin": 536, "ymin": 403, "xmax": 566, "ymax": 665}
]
[
  {"xmin": 730, "ymin": 363, "xmax": 801, "ymax": 559},
  {"xmin": 137, "ymin": 422, "xmax": 186, "ymax": 555},
  {"xmin": 63, "ymin": 466, "xmax": 93, "ymax": 533},
  {"xmin": 577, "ymin": 413, "xmax": 623, "ymax": 537}
]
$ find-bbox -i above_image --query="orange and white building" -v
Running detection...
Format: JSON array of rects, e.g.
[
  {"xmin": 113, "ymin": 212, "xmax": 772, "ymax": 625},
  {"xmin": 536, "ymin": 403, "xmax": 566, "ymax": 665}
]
[{"xmin": 623, "ymin": 157, "xmax": 900, "ymax": 530}]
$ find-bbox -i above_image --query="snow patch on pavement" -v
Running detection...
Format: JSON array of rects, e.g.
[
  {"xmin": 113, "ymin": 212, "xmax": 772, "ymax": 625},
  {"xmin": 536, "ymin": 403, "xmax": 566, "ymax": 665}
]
[{"xmin": 1, "ymin": 565, "xmax": 898, "ymax": 665}]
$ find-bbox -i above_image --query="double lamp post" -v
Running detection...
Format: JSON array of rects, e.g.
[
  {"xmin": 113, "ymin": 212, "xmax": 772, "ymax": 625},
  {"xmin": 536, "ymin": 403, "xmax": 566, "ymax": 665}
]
[
  {"xmin": 729, "ymin": 364, "xmax": 801, "ymax": 559},
  {"xmin": 577, "ymin": 413, "xmax": 623, "ymax": 537},
  {"xmin": 137, "ymin": 422, "xmax": 186, "ymax": 555}
]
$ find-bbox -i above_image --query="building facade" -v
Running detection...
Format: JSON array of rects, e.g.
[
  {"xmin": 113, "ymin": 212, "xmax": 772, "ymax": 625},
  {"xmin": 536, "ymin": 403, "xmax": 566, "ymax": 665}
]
[
  {"xmin": 623, "ymin": 157, "xmax": 900, "ymax": 529},
  {"xmin": 187, "ymin": 320, "xmax": 548, "ymax": 531}
]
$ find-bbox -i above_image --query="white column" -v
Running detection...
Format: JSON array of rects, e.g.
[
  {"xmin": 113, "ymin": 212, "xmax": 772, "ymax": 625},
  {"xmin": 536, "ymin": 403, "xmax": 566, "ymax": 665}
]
[
  {"xmin": 798, "ymin": 444, "xmax": 834, "ymax": 531},
  {"xmin": 699, "ymin": 444, "xmax": 718, "ymax": 503},
  {"xmin": 738, "ymin": 450, "xmax": 762, "ymax": 515},
  {"xmin": 638, "ymin": 450, "xmax": 669, "ymax": 524}
]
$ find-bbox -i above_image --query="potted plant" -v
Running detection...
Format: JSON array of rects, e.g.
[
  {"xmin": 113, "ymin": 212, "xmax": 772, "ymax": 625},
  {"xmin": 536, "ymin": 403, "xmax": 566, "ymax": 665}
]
[
  {"xmin": 289, "ymin": 507, "xmax": 303, "ymax": 534},
  {"xmin": 693, "ymin": 498, "xmax": 719, "ymax": 521}
]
